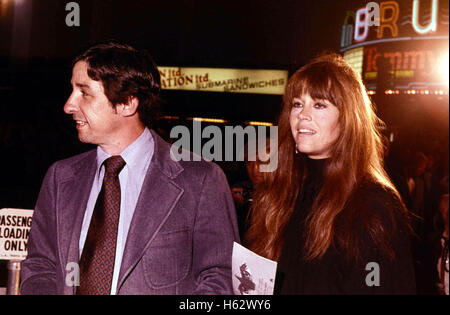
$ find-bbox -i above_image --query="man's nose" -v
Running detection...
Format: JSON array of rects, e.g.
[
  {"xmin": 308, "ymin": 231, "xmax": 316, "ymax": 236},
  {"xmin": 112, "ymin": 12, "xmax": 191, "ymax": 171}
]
[{"xmin": 63, "ymin": 93, "xmax": 78, "ymax": 114}]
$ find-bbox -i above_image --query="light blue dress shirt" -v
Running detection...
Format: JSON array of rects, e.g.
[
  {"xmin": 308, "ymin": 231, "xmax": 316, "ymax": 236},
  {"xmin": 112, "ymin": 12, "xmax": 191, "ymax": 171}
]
[{"xmin": 79, "ymin": 127, "xmax": 154, "ymax": 294}]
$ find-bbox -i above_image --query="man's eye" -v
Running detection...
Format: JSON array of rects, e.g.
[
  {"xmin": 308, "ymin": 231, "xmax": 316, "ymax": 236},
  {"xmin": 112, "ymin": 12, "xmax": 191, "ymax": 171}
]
[{"xmin": 81, "ymin": 91, "xmax": 88, "ymax": 97}]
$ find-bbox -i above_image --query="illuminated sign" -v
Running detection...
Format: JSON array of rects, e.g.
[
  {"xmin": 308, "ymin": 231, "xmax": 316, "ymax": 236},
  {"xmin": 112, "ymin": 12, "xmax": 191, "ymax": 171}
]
[
  {"xmin": 412, "ymin": 0, "xmax": 438, "ymax": 34},
  {"xmin": 341, "ymin": 0, "xmax": 449, "ymax": 50},
  {"xmin": 158, "ymin": 67, "xmax": 288, "ymax": 95},
  {"xmin": 361, "ymin": 40, "xmax": 448, "ymax": 91},
  {"xmin": 343, "ymin": 47, "xmax": 364, "ymax": 76}
]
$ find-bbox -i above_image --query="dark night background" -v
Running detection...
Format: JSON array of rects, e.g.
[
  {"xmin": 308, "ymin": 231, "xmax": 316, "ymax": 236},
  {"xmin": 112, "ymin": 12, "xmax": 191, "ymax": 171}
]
[
  {"xmin": 1, "ymin": 0, "xmax": 360, "ymax": 208},
  {"xmin": 0, "ymin": 0, "xmax": 448, "ymax": 293}
]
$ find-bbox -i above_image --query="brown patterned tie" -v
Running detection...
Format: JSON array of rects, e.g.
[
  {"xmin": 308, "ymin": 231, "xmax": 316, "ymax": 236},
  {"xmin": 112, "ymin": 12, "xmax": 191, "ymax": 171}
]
[{"xmin": 77, "ymin": 156, "xmax": 126, "ymax": 295}]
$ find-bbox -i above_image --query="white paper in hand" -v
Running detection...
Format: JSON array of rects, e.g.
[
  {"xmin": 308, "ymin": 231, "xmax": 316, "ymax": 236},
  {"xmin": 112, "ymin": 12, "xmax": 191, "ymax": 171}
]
[{"xmin": 232, "ymin": 242, "xmax": 277, "ymax": 295}]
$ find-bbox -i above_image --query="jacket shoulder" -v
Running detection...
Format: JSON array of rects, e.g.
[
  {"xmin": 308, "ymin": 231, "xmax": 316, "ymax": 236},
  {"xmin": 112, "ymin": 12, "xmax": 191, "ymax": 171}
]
[
  {"xmin": 177, "ymin": 157, "xmax": 227, "ymax": 186},
  {"xmin": 47, "ymin": 149, "xmax": 96, "ymax": 180},
  {"xmin": 156, "ymin": 134, "xmax": 226, "ymax": 181},
  {"xmin": 54, "ymin": 149, "xmax": 96, "ymax": 166}
]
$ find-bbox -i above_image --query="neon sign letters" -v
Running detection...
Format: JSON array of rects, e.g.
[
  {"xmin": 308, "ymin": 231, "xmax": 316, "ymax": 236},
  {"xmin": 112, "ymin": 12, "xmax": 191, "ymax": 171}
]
[{"xmin": 342, "ymin": 0, "xmax": 445, "ymax": 48}]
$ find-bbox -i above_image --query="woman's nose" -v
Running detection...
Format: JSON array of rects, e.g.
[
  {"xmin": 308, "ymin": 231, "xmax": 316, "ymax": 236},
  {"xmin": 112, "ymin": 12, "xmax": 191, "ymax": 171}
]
[{"xmin": 299, "ymin": 105, "xmax": 312, "ymax": 120}]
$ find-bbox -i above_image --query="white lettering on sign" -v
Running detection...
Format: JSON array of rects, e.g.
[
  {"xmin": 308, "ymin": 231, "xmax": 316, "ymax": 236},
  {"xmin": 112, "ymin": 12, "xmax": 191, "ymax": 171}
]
[{"xmin": 0, "ymin": 208, "xmax": 34, "ymax": 260}]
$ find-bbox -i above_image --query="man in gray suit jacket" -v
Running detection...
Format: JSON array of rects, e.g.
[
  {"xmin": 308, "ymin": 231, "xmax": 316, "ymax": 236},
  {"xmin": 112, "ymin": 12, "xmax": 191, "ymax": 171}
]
[{"xmin": 20, "ymin": 41, "xmax": 239, "ymax": 295}]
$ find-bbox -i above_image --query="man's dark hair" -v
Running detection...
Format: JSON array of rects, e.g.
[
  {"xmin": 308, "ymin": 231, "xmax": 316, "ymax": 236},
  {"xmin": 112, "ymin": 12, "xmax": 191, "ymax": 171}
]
[{"xmin": 73, "ymin": 40, "xmax": 161, "ymax": 128}]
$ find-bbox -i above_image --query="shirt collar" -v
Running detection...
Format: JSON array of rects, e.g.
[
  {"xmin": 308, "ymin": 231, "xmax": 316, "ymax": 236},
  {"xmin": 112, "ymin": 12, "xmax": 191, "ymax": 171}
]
[{"xmin": 96, "ymin": 127, "xmax": 153, "ymax": 173}]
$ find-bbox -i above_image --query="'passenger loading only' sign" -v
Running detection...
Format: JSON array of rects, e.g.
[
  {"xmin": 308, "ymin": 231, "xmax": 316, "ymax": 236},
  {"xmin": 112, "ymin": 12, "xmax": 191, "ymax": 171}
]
[{"xmin": 0, "ymin": 208, "xmax": 33, "ymax": 260}]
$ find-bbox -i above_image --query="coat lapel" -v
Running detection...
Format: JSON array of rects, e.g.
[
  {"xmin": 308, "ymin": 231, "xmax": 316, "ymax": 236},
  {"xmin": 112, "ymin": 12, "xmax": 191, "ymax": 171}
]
[
  {"xmin": 56, "ymin": 150, "xmax": 97, "ymax": 294},
  {"xmin": 116, "ymin": 131, "xmax": 184, "ymax": 292}
]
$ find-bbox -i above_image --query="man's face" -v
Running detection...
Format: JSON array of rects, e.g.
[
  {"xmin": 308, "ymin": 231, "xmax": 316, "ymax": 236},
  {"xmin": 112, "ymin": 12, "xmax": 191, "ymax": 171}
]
[{"xmin": 64, "ymin": 61, "xmax": 122, "ymax": 146}]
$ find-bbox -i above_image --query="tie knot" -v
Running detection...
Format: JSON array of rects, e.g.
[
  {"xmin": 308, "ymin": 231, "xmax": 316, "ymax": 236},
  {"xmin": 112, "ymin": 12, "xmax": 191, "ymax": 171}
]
[{"xmin": 104, "ymin": 155, "xmax": 126, "ymax": 176}]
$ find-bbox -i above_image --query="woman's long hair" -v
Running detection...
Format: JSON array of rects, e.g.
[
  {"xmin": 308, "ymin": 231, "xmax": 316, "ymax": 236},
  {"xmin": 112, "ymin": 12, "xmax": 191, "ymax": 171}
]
[{"xmin": 245, "ymin": 54, "xmax": 408, "ymax": 262}]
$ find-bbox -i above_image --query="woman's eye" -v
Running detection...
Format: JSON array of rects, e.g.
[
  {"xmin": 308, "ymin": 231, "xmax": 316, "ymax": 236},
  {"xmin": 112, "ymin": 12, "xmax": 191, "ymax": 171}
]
[
  {"xmin": 315, "ymin": 103, "xmax": 326, "ymax": 109},
  {"xmin": 293, "ymin": 102, "xmax": 302, "ymax": 108}
]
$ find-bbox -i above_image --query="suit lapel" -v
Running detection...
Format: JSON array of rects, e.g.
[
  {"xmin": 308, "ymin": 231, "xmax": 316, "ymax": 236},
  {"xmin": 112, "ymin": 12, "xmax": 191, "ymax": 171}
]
[
  {"xmin": 56, "ymin": 151, "xmax": 97, "ymax": 294},
  {"xmin": 116, "ymin": 131, "xmax": 184, "ymax": 292},
  {"xmin": 116, "ymin": 165, "xmax": 184, "ymax": 291}
]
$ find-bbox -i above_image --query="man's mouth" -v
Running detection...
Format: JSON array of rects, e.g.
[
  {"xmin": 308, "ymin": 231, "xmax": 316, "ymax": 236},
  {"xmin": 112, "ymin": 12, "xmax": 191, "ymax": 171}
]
[{"xmin": 75, "ymin": 120, "xmax": 87, "ymax": 127}]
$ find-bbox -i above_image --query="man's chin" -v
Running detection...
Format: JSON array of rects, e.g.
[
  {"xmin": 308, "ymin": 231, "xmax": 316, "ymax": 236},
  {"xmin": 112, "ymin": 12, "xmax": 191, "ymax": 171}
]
[{"xmin": 77, "ymin": 133, "xmax": 94, "ymax": 145}]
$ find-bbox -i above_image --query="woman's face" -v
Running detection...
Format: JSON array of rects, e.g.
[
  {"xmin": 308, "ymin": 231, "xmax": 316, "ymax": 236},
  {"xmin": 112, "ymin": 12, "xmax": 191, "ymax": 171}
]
[{"xmin": 290, "ymin": 93, "xmax": 340, "ymax": 159}]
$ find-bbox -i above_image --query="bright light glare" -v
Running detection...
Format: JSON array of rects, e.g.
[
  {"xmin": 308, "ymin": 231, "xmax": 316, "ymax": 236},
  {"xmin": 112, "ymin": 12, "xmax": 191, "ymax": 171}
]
[
  {"xmin": 246, "ymin": 121, "xmax": 274, "ymax": 126},
  {"xmin": 192, "ymin": 117, "xmax": 227, "ymax": 124},
  {"xmin": 439, "ymin": 53, "xmax": 449, "ymax": 85}
]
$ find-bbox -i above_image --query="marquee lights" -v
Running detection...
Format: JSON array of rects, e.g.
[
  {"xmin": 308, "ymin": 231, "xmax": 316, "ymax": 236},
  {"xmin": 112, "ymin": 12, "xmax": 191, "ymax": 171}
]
[{"xmin": 381, "ymin": 89, "xmax": 448, "ymax": 95}]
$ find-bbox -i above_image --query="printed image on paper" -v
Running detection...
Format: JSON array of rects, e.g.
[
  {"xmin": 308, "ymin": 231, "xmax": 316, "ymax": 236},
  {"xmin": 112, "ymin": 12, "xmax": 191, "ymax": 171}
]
[{"xmin": 232, "ymin": 242, "xmax": 277, "ymax": 295}]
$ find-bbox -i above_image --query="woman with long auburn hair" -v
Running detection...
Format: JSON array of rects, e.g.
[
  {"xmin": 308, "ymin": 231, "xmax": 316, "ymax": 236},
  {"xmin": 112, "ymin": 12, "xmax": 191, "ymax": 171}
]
[{"xmin": 245, "ymin": 54, "xmax": 416, "ymax": 294}]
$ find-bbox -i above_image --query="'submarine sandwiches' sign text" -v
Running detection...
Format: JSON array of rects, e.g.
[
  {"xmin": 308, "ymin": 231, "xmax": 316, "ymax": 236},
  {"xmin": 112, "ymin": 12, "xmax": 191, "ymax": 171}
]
[
  {"xmin": 0, "ymin": 208, "xmax": 33, "ymax": 260},
  {"xmin": 158, "ymin": 67, "xmax": 288, "ymax": 95}
]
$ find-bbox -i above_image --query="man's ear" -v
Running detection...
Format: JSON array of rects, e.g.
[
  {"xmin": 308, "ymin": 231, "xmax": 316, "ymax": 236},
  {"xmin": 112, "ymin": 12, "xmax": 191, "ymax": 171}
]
[{"xmin": 118, "ymin": 96, "xmax": 139, "ymax": 117}]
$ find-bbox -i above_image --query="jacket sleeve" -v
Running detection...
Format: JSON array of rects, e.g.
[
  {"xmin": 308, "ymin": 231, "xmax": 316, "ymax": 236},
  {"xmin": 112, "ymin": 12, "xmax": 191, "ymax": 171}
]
[
  {"xmin": 192, "ymin": 163, "xmax": 240, "ymax": 294},
  {"xmin": 20, "ymin": 163, "xmax": 59, "ymax": 295}
]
